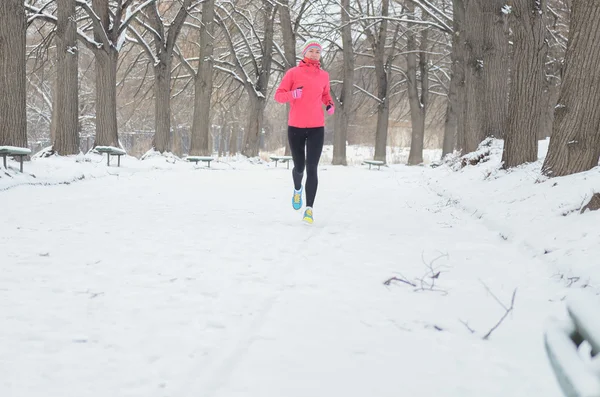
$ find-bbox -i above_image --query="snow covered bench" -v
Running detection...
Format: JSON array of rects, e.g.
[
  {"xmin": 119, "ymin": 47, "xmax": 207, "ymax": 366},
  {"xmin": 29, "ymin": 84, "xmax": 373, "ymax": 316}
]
[
  {"xmin": 363, "ymin": 160, "xmax": 385, "ymax": 170},
  {"xmin": 544, "ymin": 293, "xmax": 600, "ymax": 397},
  {"xmin": 95, "ymin": 146, "xmax": 126, "ymax": 167},
  {"xmin": 270, "ymin": 155, "xmax": 293, "ymax": 169},
  {"xmin": 186, "ymin": 156, "xmax": 214, "ymax": 168},
  {"xmin": 0, "ymin": 146, "xmax": 31, "ymax": 172}
]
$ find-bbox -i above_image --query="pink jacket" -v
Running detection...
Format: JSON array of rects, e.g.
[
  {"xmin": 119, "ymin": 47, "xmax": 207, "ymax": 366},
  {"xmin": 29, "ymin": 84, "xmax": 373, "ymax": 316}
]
[{"xmin": 274, "ymin": 59, "xmax": 333, "ymax": 128}]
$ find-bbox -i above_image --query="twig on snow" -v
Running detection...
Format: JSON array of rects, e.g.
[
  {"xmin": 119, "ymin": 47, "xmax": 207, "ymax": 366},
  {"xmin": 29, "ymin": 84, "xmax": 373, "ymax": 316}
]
[{"xmin": 481, "ymin": 284, "xmax": 517, "ymax": 340}]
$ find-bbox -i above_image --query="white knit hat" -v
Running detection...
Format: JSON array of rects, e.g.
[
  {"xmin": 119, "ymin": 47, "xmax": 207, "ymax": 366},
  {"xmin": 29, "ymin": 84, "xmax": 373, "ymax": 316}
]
[{"xmin": 300, "ymin": 38, "xmax": 323, "ymax": 58}]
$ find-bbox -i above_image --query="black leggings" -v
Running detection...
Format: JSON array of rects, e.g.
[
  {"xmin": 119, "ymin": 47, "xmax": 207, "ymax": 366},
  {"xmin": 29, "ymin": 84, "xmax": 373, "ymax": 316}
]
[{"xmin": 288, "ymin": 126, "xmax": 324, "ymax": 208}]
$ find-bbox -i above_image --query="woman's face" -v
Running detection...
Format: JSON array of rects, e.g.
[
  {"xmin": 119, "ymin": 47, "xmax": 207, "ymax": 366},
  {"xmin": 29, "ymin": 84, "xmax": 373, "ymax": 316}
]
[{"xmin": 305, "ymin": 47, "xmax": 321, "ymax": 61}]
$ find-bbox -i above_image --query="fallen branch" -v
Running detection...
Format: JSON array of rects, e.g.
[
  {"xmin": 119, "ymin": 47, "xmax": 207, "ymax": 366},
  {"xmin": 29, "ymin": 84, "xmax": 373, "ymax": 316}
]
[
  {"xmin": 459, "ymin": 319, "xmax": 476, "ymax": 334},
  {"xmin": 383, "ymin": 276, "xmax": 416, "ymax": 287},
  {"xmin": 482, "ymin": 285, "xmax": 517, "ymax": 340},
  {"xmin": 384, "ymin": 252, "xmax": 449, "ymax": 295}
]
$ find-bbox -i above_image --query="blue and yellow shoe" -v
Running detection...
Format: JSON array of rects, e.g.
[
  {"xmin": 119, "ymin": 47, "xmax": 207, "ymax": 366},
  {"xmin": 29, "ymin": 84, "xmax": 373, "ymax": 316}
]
[
  {"xmin": 292, "ymin": 186, "xmax": 303, "ymax": 210},
  {"xmin": 302, "ymin": 207, "xmax": 314, "ymax": 224}
]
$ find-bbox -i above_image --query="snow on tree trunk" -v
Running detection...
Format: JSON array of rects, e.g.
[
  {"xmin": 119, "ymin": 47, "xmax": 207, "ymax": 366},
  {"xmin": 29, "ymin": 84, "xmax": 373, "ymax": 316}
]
[
  {"xmin": 542, "ymin": 0, "xmax": 600, "ymax": 177},
  {"xmin": 502, "ymin": 0, "xmax": 548, "ymax": 169},
  {"xmin": 54, "ymin": 0, "xmax": 80, "ymax": 155},
  {"xmin": 0, "ymin": 0, "xmax": 27, "ymax": 148}
]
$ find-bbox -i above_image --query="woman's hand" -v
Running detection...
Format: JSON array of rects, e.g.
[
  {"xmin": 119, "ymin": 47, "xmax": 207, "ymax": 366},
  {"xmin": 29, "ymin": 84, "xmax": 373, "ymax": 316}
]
[
  {"xmin": 326, "ymin": 103, "xmax": 335, "ymax": 115},
  {"xmin": 291, "ymin": 86, "xmax": 303, "ymax": 99}
]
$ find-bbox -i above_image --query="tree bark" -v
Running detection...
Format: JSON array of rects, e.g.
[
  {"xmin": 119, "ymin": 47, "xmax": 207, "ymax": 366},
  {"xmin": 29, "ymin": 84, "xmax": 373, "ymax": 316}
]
[
  {"xmin": 54, "ymin": 0, "xmax": 80, "ymax": 155},
  {"xmin": 94, "ymin": 48, "xmax": 119, "ymax": 147},
  {"xmin": 542, "ymin": 0, "xmax": 600, "ymax": 177},
  {"xmin": 153, "ymin": 55, "xmax": 172, "ymax": 153},
  {"xmin": 188, "ymin": 0, "xmax": 215, "ymax": 156},
  {"xmin": 482, "ymin": 0, "xmax": 510, "ymax": 141},
  {"xmin": 408, "ymin": 10, "xmax": 429, "ymax": 166},
  {"xmin": 91, "ymin": 0, "xmax": 119, "ymax": 148},
  {"xmin": 332, "ymin": 0, "xmax": 355, "ymax": 166},
  {"xmin": 373, "ymin": 0, "xmax": 390, "ymax": 163},
  {"xmin": 442, "ymin": 0, "xmax": 466, "ymax": 157},
  {"xmin": 502, "ymin": 0, "xmax": 548, "ymax": 169},
  {"xmin": 463, "ymin": 0, "xmax": 509, "ymax": 153},
  {"xmin": 243, "ymin": 96, "xmax": 266, "ymax": 157},
  {"xmin": 0, "ymin": 0, "xmax": 27, "ymax": 148}
]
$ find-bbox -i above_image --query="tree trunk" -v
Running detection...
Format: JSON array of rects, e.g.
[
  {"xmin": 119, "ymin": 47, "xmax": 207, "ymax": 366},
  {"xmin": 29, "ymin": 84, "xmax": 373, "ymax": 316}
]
[
  {"xmin": 241, "ymin": 0, "xmax": 275, "ymax": 158},
  {"xmin": 463, "ymin": 0, "xmax": 508, "ymax": 153},
  {"xmin": 242, "ymin": 96, "xmax": 267, "ymax": 157},
  {"xmin": 502, "ymin": 0, "xmax": 547, "ymax": 169},
  {"xmin": 542, "ymin": 0, "xmax": 600, "ymax": 177},
  {"xmin": 482, "ymin": 0, "xmax": 510, "ymax": 140},
  {"xmin": 333, "ymin": 0, "xmax": 354, "ymax": 166},
  {"xmin": 190, "ymin": 0, "xmax": 215, "ymax": 156},
  {"xmin": 408, "ymin": 10, "xmax": 429, "ymax": 166},
  {"xmin": 443, "ymin": 0, "xmax": 466, "ymax": 157},
  {"xmin": 278, "ymin": 0, "xmax": 296, "ymax": 156},
  {"xmin": 54, "ymin": 0, "xmax": 80, "ymax": 155},
  {"xmin": 373, "ymin": 0, "xmax": 390, "ymax": 162},
  {"xmin": 229, "ymin": 125, "xmax": 238, "ymax": 156},
  {"xmin": 93, "ymin": 48, "xmax": 119, "ymax": 147},
  {"xmin": 91, "ymin": 0, "xmax": 118, "ymax": 148},
  {"xmin": 0, "ymin": 0, "xmax": 27, "ymax": 148},
  {"xmin": 462, "ymin": 0, "xmax": 484, "ymax": 153},
  {"xmin": 153, "ymin": 55, "xmax": 172, "ymax": 153}
]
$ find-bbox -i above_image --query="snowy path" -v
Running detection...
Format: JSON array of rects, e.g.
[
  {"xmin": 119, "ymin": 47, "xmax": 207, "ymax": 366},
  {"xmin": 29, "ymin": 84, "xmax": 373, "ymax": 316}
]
[{"xmin": 0, "ymin": 165, "xmax": 565, "ymax": 397}]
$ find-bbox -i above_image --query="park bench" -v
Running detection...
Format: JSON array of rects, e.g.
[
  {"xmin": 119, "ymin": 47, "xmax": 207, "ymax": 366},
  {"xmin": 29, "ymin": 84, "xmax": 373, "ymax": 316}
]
[
  {"xmin": 0, "ymin": 146, "xmax": 31, "ymax": 172},
  {"xmin": 186, "ymin": 156, "xmax": 214, "ymax": 168},
  {"xmin": 95, "ymin": 146, "xmax": 126, "ymax": 167},
  {"xmin": 363, "ymin": 160, "xmax": 385, "ymax": 170},
  {"xmin": 270, "ymin": 155, "xmax": 293, "ymax": 169}
]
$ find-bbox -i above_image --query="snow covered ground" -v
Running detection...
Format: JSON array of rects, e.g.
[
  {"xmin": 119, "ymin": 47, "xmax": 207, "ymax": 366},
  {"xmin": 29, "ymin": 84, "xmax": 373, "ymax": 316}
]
[{"xmin": 1, "ymin": 142, "xmax": 599, "ymax": 397}]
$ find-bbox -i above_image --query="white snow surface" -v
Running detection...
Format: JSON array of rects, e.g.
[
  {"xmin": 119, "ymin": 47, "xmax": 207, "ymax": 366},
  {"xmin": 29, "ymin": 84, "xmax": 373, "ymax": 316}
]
[{"xmin": 1, "ymin": 141, "xmax": 599, "ymax": 397}]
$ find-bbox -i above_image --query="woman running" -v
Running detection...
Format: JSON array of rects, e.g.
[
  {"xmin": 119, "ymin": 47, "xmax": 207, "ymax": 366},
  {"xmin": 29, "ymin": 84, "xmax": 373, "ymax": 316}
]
[{"xmin": 274, "ymin": 38, "xmax": 334, "ymax": 224}]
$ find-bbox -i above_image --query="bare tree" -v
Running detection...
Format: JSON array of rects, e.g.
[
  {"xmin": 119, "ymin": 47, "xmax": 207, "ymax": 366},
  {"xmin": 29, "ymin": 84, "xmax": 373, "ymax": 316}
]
[
  {"xmin": 277, "ymin": 0, "xmax": 298, "ymax": 156},
  {"xmin": 216, "ymin": 0, "xmax": 276, "ymax": 158},
  {"xmin": 187, "ymin": 0, "xmax": 216, "ymax": 156},
  {"xmin": 359, "ymin": 0, "xmax": 391, "ymax": 162},
  {"xmin": 406, "ymin": 3, "xmax": 429, "ymax": 166},
  {"xmin": 331, "ymin": 0, "xmax": 355, "ymax": 166},
  {"xmin": 53, "ymin": 0, "xmax": 80, "ymax": 155},
  {"xmin": 501, "ymin": 0, "xmax": 548, "ymax": 169},
  {"xmin": 77, "ymin": 0, "xmax": 156, "ymax": 148},
  {"xmin": 442, "ymin": 0, "xmax": 465, "ymax": 157},
  {"xmin": 128, "ymin": 0, "xmax": 193, "ymax": 154},
  {"xmin": 542, "ymin": 0, "xmax": 600, "ymax": 177},
  {"xmin": 0, "ymin": 0, "xmax": 28, "ymax": 148},
  {"xmin": 462, "ymin": 0, "xmax": 509, "ymax": 153}
]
